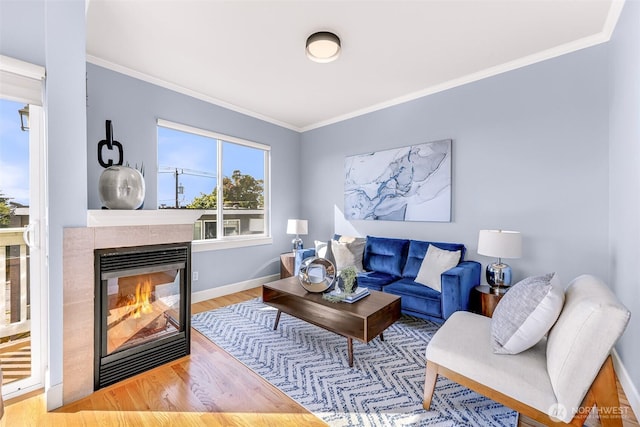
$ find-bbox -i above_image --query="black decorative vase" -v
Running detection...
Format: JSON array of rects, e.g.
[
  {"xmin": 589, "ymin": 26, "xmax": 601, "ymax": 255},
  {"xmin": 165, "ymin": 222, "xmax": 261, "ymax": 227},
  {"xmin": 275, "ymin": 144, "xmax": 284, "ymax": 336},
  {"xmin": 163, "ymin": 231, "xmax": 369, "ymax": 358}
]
[{"xmin": 337, "ymin": 276, "xmax": 358, "ymax": 293}]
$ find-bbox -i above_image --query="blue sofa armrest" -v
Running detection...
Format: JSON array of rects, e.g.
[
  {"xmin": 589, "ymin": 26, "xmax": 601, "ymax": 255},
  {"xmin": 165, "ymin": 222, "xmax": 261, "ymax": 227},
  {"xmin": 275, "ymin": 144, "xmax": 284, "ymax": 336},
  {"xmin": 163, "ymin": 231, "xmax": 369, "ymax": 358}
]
[
  {"xmin": 440, "ymin": 260, "xmax": 481, "ymax": 319},
  {"xmin": 293, "ymin": 248, "xmax": 316, "ymax": 276}
]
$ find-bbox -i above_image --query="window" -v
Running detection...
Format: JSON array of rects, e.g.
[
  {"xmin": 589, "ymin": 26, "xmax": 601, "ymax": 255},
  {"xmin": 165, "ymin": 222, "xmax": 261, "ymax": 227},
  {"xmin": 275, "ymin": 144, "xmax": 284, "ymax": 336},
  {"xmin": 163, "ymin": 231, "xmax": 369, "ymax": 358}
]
[{"xmin": 157, "ymin": 120, "xmax": 270, "ymax": 246}]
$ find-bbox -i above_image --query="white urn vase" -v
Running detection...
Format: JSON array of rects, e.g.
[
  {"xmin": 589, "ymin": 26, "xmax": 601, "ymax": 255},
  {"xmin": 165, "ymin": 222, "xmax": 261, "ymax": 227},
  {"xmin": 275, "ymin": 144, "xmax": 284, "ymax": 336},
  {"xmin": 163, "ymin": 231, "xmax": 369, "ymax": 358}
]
[{"xmin": 98, "ymin": 166, "xmax": 145, "ymax": 209}]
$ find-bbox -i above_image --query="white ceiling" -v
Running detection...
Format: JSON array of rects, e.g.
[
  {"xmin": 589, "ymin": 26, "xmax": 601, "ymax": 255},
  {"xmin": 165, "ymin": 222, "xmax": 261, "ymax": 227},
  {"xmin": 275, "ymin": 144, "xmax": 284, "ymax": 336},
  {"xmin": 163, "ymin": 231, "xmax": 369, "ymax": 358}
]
[{"xmin": 86, "ymin": 1, "xmax": 621, "ymax": 132}]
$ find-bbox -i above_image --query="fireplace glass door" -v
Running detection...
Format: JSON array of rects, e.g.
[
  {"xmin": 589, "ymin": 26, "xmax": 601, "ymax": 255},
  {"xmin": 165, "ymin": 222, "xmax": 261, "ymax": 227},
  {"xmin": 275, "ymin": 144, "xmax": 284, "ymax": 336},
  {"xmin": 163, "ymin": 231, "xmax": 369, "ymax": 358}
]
[
  {"xmin": 95, "ymin": 243, "xmax": 190, "ymax": 390},
  {"xmin": 105, "ymin": 266, "xmax": 182, "ymax": 355}
]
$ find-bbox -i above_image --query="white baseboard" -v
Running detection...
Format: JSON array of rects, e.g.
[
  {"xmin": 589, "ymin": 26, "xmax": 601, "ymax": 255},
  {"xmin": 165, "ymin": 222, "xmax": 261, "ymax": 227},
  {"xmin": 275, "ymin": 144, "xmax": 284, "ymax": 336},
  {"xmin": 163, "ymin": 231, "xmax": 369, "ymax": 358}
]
[
  {"xmin": 191, "ymin": 274, "xmax": 280, "ymax": 304},
  {"xmin": 612, "ymin": 348, "xmax": 640, "ymax": 421},
  {"xmin": 46, "ymin": 382, "xmax": 63, "ymax": 411}
]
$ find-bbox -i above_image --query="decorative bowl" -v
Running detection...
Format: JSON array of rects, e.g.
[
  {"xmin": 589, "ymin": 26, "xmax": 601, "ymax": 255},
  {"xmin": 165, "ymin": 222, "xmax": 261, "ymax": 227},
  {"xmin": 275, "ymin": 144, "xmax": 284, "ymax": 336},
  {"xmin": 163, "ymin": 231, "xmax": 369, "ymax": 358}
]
[{"xmin": 297, "ymin": 257, "xmax": 336, "ymax": 293}]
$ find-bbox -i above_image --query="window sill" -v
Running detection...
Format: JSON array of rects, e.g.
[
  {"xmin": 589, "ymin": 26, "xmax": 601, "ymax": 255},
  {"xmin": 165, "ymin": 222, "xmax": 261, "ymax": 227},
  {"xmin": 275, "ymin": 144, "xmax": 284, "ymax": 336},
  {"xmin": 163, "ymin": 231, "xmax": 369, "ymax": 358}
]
[{"xmin": 191, "ymin": 236, "xmax": 273, "ymax": 252}]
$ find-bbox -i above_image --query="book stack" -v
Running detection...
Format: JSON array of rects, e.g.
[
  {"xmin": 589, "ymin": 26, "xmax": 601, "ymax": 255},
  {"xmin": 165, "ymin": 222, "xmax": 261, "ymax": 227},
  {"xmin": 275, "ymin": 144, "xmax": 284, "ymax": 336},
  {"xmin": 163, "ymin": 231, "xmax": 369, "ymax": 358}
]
[{"xmin": 328, "ymin": 286, "xmax": 370, "ymax": 303}]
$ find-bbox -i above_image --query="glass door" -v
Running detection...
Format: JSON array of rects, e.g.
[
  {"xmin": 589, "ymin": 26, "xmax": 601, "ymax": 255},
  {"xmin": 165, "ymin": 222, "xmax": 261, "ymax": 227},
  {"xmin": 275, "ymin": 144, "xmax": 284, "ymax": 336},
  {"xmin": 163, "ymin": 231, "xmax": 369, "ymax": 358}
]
[{"xmin": 0, "ymin": 98, "xmax": 46, "ymax": 398}]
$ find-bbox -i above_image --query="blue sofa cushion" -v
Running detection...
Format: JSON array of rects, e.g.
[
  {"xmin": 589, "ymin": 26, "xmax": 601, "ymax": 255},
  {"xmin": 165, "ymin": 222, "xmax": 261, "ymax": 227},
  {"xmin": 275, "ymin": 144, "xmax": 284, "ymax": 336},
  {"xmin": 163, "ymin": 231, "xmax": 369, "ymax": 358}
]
[
  {"xmin": 383, "ymin": 278, "xmax": 443, "ymax": 318},
  {"xmin": 402, "ymin": 240, "xmax": 466, "ymax": 279},
  {"xmin": 363, "ymin": 236, "xmax": 409, "ymax": 277},
  {"xmin": 356, "ymin": 270, "xmax": 398, "ymax": 292}
]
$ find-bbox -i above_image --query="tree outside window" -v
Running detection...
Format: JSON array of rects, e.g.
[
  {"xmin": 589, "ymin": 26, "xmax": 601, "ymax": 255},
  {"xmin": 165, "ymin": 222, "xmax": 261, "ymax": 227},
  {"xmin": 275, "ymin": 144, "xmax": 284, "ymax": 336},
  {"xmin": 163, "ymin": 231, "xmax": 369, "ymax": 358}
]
[{"xmin": 0, "ymin": 192, "xmax": 12, "ymax": 227}]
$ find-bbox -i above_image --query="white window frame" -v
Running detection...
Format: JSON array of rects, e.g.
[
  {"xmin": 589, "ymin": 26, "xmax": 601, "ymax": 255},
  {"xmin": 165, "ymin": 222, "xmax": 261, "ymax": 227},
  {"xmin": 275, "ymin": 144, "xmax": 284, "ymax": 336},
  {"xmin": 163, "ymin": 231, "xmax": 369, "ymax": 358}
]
[
  {"xmin": 0, "ymin": 55, "xmax": 48, "ymax": 400},
  {"xmin": 157, "ymin": 119, "xmax": 272, "ymax": 252}
]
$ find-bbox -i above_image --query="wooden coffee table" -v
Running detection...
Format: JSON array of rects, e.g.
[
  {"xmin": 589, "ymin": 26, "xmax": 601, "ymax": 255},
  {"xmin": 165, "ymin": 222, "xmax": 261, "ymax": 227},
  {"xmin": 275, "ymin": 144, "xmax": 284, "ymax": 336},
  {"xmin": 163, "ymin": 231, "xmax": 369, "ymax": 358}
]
[{"xmin": 262, "ymin": 276, "xmax": 401, "ymax": 367}]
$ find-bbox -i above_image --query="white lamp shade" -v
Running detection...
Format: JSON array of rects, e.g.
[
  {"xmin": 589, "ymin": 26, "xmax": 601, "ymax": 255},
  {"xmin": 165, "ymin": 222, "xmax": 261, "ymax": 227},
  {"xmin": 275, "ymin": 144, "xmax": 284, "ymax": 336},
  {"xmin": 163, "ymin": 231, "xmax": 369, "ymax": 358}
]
[
  {"xmin": 477, "ymin": 230, "xmax": 522, "ymax": 259},
  {"xmin": 286, "ymin": 219, "xmax": 308, "ymax": 235}
]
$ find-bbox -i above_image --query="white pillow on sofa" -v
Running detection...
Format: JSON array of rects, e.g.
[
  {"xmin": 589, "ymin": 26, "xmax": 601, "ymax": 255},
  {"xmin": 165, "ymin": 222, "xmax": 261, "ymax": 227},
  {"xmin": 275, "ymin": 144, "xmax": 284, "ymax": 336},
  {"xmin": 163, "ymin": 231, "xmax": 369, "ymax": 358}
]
[
  {"xmin": 415, "ymin": 245, "xmax": 461, "ymax": 292},
  {"xmin": 314, "ymin": 240, "xmax": 328, "ymax": 258},
  {"xmin": 331, "ymin": 236, "xmax": 365, "ymax": 271},
  {"xmin": 491, "ymin": 272, "xmax": 565, "ymax": 355}
]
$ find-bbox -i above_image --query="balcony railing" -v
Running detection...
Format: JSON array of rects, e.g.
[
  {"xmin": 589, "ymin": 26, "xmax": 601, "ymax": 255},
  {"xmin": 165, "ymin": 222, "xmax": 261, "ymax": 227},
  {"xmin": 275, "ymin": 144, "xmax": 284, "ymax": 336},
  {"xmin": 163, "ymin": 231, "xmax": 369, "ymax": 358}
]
[{"xmin": 0, "ymin": 228, "xmax": 30, "ymax": 339}]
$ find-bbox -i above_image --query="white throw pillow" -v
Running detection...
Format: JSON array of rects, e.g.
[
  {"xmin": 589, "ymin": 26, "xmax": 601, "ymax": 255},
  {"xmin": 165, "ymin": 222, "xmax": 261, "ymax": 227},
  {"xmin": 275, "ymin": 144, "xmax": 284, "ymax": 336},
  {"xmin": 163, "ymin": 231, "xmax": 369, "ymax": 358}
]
[
  {"xmin": 314, "ymin": 240, "xmax": 328, "ymax": 258},
  {"xmin": 331, "ymin": 237, "xmax": 365, "ymax": 271},
  {"xmin": 491, "ymin": 272, "xmax": 565, "ymax": 355},
  {"xmin": 414, "ymin": 245, "xmax": 461, "ymax": 292}
]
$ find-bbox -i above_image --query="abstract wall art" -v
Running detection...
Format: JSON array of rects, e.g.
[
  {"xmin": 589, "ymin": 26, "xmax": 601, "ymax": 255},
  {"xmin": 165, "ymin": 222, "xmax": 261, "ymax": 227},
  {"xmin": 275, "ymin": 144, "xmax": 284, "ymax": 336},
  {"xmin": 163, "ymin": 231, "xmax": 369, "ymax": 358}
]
[{"xmin": 344, "ymin": 139, "xmax": 452, "ymax": 222}]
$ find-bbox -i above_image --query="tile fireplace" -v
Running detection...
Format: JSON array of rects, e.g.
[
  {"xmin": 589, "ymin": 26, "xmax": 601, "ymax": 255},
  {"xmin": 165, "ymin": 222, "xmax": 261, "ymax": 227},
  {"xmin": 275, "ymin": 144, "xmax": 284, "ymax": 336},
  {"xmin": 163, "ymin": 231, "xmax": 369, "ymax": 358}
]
[
  {"xmin": 63, "ymin": 214, "xmax": 199, "ymax": 404},
  {"xmin": 94, "ymin": 242, "xmax": 191, "ymax": 390}
]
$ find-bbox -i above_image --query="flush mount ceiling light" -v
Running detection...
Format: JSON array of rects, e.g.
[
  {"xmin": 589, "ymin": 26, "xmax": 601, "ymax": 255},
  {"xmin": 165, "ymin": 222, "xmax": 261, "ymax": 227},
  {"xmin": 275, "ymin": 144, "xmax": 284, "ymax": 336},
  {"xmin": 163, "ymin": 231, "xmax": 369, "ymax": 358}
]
[{"xmin": 306, "ymin": 31, "xmax": 341, "ymax": 63}]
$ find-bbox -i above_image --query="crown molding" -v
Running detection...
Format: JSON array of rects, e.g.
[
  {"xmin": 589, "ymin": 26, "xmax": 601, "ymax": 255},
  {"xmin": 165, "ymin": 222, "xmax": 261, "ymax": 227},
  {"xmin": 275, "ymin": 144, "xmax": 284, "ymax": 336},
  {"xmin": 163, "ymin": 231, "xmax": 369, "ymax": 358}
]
[
  {"xmin": 301, "ymin": 29, "xmax": 617, "ymax": 132},
  {"xmin": 86, "ymin": 54, "xmax": 301, "ymax": 132}
]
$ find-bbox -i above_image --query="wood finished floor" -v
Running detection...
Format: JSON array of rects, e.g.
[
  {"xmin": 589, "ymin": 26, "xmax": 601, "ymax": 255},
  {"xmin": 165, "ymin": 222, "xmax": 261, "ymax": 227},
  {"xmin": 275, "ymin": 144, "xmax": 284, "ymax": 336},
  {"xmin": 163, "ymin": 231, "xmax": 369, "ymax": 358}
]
[{"xmin": 1, "ymin": 287, "xmax": 638, "ymax": 427}]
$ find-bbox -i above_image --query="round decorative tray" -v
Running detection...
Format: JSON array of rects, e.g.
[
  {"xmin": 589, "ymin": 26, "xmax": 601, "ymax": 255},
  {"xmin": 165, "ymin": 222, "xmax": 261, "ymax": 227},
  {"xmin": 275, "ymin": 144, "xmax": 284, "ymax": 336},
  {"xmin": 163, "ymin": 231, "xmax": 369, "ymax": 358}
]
[{"xmin": 297, "ymin": 257, "xmax": 336, "ymax": 293}]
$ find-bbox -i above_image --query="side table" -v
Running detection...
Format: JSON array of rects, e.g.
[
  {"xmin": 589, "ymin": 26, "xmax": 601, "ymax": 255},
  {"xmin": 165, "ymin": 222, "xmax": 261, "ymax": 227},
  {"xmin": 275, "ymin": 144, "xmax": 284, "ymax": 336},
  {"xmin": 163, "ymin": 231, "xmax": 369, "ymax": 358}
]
[
  {"xmin": 280, "ymin": 252, "xmax": 295, "ymax": 279},
  {"xmin": 472, "ymin": 285, "xmax": 508, "ymax": 318}
]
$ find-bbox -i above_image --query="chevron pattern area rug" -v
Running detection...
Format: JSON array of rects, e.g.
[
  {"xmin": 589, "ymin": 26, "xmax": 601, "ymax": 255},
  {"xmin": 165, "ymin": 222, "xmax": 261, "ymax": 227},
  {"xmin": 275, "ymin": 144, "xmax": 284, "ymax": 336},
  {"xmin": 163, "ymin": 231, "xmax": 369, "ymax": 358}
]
[{"xmin": 191, "ymin": 298, "xmax": 518, "ymax": 426}]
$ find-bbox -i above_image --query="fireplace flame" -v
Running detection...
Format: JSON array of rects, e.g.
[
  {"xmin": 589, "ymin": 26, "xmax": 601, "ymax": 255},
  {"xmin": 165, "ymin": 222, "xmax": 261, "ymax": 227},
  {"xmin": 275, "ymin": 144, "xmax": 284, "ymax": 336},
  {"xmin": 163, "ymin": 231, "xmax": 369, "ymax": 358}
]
[{"xmin": 132, "ymin": 280, "xmax": 153, "ymax": 319}]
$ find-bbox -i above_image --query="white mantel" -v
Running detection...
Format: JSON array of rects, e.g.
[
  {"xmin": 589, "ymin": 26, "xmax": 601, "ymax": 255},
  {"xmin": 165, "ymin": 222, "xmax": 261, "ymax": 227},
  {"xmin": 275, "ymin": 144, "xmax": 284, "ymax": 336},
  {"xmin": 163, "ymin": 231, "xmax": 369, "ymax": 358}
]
[{"xmin": 87, "ymin": 209, "xmax": 205, "ymax": 227}]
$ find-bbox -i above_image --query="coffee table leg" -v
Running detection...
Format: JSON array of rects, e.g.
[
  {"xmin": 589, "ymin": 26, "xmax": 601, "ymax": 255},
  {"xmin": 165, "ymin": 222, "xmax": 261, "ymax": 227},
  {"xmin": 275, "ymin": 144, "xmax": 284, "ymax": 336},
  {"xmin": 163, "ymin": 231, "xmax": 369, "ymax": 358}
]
[
  {"xmin": 273, "ymin": 310, "xmax": 282, "ymax": 330},
  {"xmin": 348, "ymin": 338, "xmax": 353, "ymax": 367},
  {"xmin": 380, "ymin": 332, "xmax": 384, "ymax": 342}
]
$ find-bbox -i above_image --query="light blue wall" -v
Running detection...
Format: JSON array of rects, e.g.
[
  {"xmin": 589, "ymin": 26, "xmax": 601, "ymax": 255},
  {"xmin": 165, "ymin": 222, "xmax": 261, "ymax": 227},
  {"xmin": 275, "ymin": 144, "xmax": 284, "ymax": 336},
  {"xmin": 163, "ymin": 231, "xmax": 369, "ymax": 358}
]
[
  {"xmin": 1, "ymin": 0, "xmax": 88, "ymax": 402},
  {"xmin": 45, "ymin": 0, "xmax": 88, "ymax": 399},
  {"xmin": 86, "ymin": 64, "xmax": 302, "ymax": 291},
  {"xmin": 0, "ymin": 0, "xmax": 46, "ymax": 66},
  {"xmin": 301, "ymin": 45, "xmax": 609, "ymax": 287},
  {"xmin": 609, "ymin": 0, "xmax": 640, "ymax": 399}
]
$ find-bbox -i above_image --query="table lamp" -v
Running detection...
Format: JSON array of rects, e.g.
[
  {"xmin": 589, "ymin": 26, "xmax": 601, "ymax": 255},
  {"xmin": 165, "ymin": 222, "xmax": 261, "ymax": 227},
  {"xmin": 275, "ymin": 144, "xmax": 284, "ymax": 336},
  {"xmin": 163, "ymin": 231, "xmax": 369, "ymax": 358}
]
[
  {"xmin": 477, "ymin": 229, "xmax": 522, "ymax": 288},
  {"xmin": 286, "ymin": 219, "xmax": 308, "ymax": 251}
]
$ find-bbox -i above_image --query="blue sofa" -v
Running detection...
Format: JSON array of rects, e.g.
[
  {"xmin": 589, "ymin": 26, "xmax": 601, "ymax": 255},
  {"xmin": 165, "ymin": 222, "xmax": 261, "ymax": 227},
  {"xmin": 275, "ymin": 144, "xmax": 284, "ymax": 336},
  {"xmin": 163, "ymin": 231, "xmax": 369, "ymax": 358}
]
[{"xmin": 294, "ymin": 235, "xmax": 481, "ymax": 323}]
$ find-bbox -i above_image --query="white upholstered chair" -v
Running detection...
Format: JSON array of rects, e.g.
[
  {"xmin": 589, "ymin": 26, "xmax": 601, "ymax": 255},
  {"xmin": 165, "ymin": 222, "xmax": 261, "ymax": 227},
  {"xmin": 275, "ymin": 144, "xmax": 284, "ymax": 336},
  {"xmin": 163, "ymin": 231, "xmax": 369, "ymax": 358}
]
[{"xmin": 423, "ymin": 274, "xmax": 630, "ymax": 426}]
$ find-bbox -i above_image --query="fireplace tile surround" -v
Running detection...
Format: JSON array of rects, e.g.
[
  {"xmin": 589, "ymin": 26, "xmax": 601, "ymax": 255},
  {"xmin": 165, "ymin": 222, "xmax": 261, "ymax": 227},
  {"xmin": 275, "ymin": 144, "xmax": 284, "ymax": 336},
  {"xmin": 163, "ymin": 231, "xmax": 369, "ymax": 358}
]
[{"xmin": 62, "ymin": 218, "xmax": 194, "ymax": 404}]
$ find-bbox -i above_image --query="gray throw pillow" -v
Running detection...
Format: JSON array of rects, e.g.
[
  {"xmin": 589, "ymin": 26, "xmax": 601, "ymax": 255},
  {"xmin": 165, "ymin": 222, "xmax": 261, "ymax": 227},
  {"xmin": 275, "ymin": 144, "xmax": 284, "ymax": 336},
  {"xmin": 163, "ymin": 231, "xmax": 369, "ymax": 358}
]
[{"xmin": 491, "ymin": 272, "xmax": 565, "ymax": 355}]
